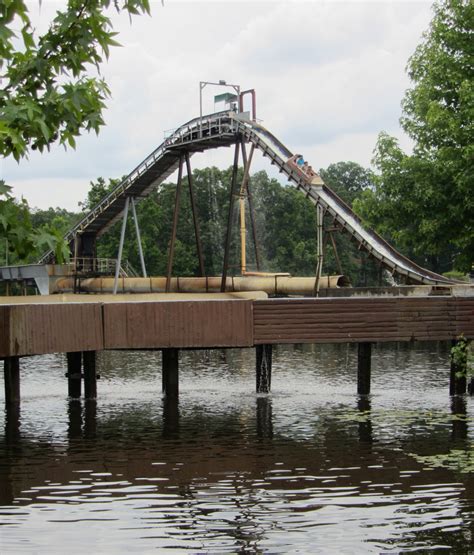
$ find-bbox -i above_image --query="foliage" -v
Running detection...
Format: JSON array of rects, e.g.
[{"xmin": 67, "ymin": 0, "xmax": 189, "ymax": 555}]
[
  {"xmin": 0, "ymin": 0, "xmax": 150, "ymax": 161},
  {"xmin": 443, "ymin": 270, "xmax": 469, "ymax": 281},
  {"xmin": 411, "ymin": 448, "xmax": 474, "ymax": 474},
  {"xmin": 451, "ymin": 335, "xmax": 474, "ymax": 378},
  {"xmin": 354, "ymin": 0, "xmax": 473, "ymax": 273},
  {"xmin": 0, "ymin": 180, "xmax": 35, "ymax": 263},
  {"xmin": 0, "ymin": 180, "xmax": 71, "ymax": 264}
]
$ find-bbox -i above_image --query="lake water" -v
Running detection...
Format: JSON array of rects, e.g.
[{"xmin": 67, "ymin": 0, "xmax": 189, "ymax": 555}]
[{"xmin": 1, "ymin": 343, "xmax": 473, "ymax": 553}]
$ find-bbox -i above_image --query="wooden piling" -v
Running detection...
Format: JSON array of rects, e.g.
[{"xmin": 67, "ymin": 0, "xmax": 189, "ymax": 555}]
[
  {"xmin": 162, "ymin": 348, "xmax": 179, "ymax": 398},
  {"xmin": 256, "ymin": 344, "xmax": 272, "ymax": 393},
  {"xmin": 4, "ymin": 357, "xmax": 20, "ymax": 404},
  {"xmin": 357, "ymin": 343, "xmax": 372, "ymax": 395},
  {"xmin": 66, "ymin": 352, "xmax": 82, "ymax": 398},
  {"xmin": 450, "ymin": 396, "xmax": 467, "ymax": 441},
  {"xmin": 256, "ymin": 397, "xmax": 273, "ymax": 438},
  {"xmin": 450, "ymin": 339, "xmax": 467, "ymax": 395},
  {"xmin": 83, "ymin": 351, "xmax": 97, "ymax": 399}
]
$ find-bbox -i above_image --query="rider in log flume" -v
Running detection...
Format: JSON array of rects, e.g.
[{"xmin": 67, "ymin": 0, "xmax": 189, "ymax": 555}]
[{"xmin": 287, "ymin": 154, "xmax": 324, "ymax": 186}]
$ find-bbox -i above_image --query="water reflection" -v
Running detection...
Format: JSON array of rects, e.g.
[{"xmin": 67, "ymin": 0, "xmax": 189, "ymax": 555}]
[
  {"xmin": 0, "ymin": 343, "xmax": 473, "ymax": 553},
  {"xmin": 357, "ymin": 395, "xmax": 373, "ymax": 444}
]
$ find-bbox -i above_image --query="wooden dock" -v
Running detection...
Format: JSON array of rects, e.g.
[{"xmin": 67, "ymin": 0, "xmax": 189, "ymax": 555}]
[{"xmin": 1, "ymin": 291, "xmax": 474, "ymax": 404}]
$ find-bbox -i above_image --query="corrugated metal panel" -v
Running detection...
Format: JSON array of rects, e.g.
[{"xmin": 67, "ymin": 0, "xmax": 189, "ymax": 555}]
[
  {"xmin": 0, "ymin": 304, "xmax": 103, "ymax": 357},
  {"xmin": 253, "ymin": 297, "xmax": 474, "ymax": 344},
  {"xmin": 103, "ymin": 300, "xmax": 254, "ymax": 349}
]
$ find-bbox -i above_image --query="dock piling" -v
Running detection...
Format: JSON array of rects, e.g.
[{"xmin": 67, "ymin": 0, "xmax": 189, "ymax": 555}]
[
  {"xmin": 256, "ymin": 344, "xmax": 272, "ymax": 393},
  {"xmin": 66, "ymin": 352, "xmax": 82, "ymax": 398},
  {"xmin": 357, "ymin": 343, "xmax": 372, "ymax": 395},
  {"xmin": 450, "ymin": 339, "xmax": 467, "ymax": 395},
  {"xmin": 83, "ymin": 351, "xmax": 97, "ymax": 399},
  {"xmin": 162, "ymin": 348, "xmax": 179, "ymax": 398},
  {"xmin": 4, "ymin": 357, "xmax": 20, "ymax": 404}
]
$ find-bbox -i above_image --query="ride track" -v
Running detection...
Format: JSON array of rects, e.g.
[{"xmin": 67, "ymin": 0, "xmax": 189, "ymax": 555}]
[{"xmin": 39, "ymin": 110, "xmax": 454, "ymax": 285}]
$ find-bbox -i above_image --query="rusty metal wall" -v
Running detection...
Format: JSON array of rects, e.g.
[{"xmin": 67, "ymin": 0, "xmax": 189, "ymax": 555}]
[
  {"xmin": 1, "ymin": 296, "xmax": 473, "ymax": 358},
  {"xmin": 103, "ymin": 300, "xmax": 254, "ymax": 349},
  {"xmin": 253, "ymin": 297, "xmax": 474, "ymax": 344},
  {"xmin": 0, "ymin": 304, "xmax": 103, "ymax": 357}
]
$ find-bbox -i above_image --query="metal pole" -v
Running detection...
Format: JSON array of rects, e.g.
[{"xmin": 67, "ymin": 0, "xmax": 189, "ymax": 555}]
[
  {"xmin": 221, "ymin": 143, "xmax": 240, "ymax": 292},
  {"xmin": 240, "ymin": 196, "xmax": 246, "ymax": 274},
  {"xmin": 199, "ymin": 82, "xmax": 203, "ymax": 139},
  {"xmin": 130, "ymin": 197, "xmax": 147, "ymax": 278},
  {"xmin": 329, "ymin": 231, "xmax": 343, "ymax": 275},
  {"xmin": 185, "ymin": 153, "xmax": 205, "ymax": 276},
  {"xmin": 240, "ymin": 141, "xmax": 261, "ymax": 271},
  {"xmin": 166, "ymin": 157, "xmax": 184, "ymax": 293},
  {"xmin": 113, "ymin": 196, "xmax": 130, "ymax": 295},
  {"xmin": 314, "ymin": 204, "xmax": 324, "ymax": 296}
]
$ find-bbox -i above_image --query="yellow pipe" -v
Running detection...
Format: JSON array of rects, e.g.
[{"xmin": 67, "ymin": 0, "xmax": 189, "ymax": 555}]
[
  {"xmin": 53, "ymin": 275, "xmax": 350, "ymax": 294},
  {"xmin": 240, "ymin": 196, "xmax": 246, "ymax": 274}
]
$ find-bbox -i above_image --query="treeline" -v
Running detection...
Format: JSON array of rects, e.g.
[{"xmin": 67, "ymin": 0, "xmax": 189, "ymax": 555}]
[{"xmin": 5, "ymin": 160, "xmax": 458, "ymax": 288}]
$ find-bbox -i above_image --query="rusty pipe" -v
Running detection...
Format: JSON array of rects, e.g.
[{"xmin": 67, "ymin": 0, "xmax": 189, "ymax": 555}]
[{"xmin": 53, "ymin": 275, "xmax": 350, "ymax": 295}]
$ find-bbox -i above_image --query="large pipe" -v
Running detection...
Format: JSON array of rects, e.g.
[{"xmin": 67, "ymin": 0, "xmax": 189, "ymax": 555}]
[{"xmin": 53, "ymin": 275, "xmax": 350, "ymax": 295}]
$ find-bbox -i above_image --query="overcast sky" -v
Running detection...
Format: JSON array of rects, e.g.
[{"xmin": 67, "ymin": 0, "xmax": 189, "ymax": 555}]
[{"xmin": 1, "ymin": 0, "xmax": 434, "ymax": 211}]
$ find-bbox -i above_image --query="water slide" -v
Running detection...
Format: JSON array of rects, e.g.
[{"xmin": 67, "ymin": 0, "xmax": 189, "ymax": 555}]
[{"xmin": 39, "ymin": 111, "xmax": 454, "ymax": 285}]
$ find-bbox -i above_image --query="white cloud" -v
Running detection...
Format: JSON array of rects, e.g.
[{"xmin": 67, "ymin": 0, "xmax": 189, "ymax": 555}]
[{"xmin": 1, "ymin": 0, "xmax": 434, "ymax": 209}]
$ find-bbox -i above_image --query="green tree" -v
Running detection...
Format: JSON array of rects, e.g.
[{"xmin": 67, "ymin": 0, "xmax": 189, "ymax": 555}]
[
  {"xmin": 0, "ymin": 0, "xmax": 150, "ymax": 160},
  {"xmin": 0, "ymin": 0, "xmax": 150, "ymax": 265},
  {"xmin": 355, "ymin": 0, "xmax": 473, "ymax": 273}
]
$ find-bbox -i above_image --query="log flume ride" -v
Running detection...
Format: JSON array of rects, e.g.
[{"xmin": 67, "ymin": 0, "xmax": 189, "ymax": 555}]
[{"xmin": 39, "ymin": 110, "xmax": 453, "ymax": 285}]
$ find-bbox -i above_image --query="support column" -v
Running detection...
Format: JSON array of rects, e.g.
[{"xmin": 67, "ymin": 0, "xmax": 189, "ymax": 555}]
[
  {"xmin": 256, "ymin": 344, "xmax": 272, "ymax": 393},
  {"xmin": 113, "ymin": 196, "xmax": 130, "ymax": 294},
  {"xmin": 357, "ymin": 343, "xmax": 372, "ymax": 395},
  {"xmin": 166, "ymin": 158, "xmax": 183, "ymax": 292},
  {"xmin": 162, "ymin": 348, "xmax": 179, "ymax": 398},
  {"xmin": 4, "ymin": 357, "xmax": 20, "ymax": 404},
  {"xmin": 66, "ymin": 352, "xmax": 82, "ymax": 398},
  {"xmin": 221, "ymin": 143, "xmax": 240, "ymax": 292},
  {"xmin": 450, "ymin": 339, "xmax": 467, "ymax": 395},
  {"xmin": 83, "ymin": 351, "xmax": 97, "ymax": 399},
  {"xmin": 185, "ymin": 153, "xmax": 205, "ymax": 276},
  {"xmin": 314, "ymin": 204, "xmax": 324, "ymax": 296},
  {"xmin": 240, "ymin": 141, "xmax": 261, "ymax": 271},
  {"xmin": 130, "ymin": 197, "xmax": 147, "ymax": 278}
]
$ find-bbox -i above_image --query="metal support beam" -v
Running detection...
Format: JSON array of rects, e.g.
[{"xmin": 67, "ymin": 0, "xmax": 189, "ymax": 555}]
[
  {"xmin": 4, "ymin": 357, "xmax": 20, "ymax": 404},
  {"xmin": 256, "ymin": 344, "xmax": 272, "ymax": 393},
  {"xmin": 162, "ymin": 348, "xmax": 179, "ymax": 398},
  {"xmin": 130, "ymin": 197, "xmax": 147, "ymax": 278},
  {"xmin": 113, "ymin": 196, "xmax": 130, "ymax": 295},
  {"xmin": 357, "ymin": 343, "xmax": 372, "ymax": 395},
  {"xmin": 221, "ymin": 144, "xmax": 240, "ymax": 292},
  {"xmin": 185, "ymin": 153, "xmax": 205, "ymax": 276},
  {"xmin": 83, "ymin": 351, "xmax": 97, "ymax": 399},
  {"xmin": 166, "ymin": 158, "xmax": 184, "ymax": 293},
  {"xmin": 314, "ymin": 204, "xmax": 324, "ymax": 296},
  {"xmin": 240, "ymin": 141, "xmax": 261, "ymax": 271},
  {"xmin": 66, "ymin": 352, "xmax": 82, "ymax": 398},
  {"xmin": 329, "ymin": 232, "xmax": 343, "ymax": 276}
]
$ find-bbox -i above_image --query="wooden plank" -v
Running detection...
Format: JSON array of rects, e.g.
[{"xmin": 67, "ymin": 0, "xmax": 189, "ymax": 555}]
[
  {"xmin": 103, "ymin": 299, "xmax": 253, "ymax": 349},
  {"xmin": 253, "ymin": 296, "xmax": 473, "ymax": 345},
  {"xmin": 0, "ymin": 304, "xmax": 104, "ymax": 357}
]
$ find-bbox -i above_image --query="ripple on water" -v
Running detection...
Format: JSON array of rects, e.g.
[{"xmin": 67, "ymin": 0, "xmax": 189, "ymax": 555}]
[{"xmin": 0, "ymin": 343, "xmax": 473, "ymax": 553}]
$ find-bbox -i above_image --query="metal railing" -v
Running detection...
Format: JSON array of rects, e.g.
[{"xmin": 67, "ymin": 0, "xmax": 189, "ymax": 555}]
[{"xmin": 69, "ymin": 258, "xmax": 138, "ymax": 278}]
